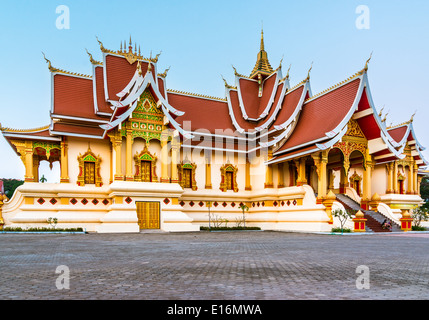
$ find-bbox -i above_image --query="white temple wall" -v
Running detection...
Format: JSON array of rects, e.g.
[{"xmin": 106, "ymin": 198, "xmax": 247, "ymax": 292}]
[{"xmin": 372, "ymin": 165, "xmax": 387, "ymax": 196}]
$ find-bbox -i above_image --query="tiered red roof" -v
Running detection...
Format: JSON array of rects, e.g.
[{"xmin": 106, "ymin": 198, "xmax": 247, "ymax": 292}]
[{"xmin": 1, "ymin": 35, "xmax": 426, "ymax": 169}]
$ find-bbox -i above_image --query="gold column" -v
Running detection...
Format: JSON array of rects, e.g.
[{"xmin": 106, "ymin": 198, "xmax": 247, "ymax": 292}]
[
  {"xmin": 417, "ymin": 176, "xmax": 423, "ymax": 196},
  {"xmin": 205, "ymin": 151, "xmax": 212, "ymax": 189},
  {"xmin": 264, "ymin": 149, "xmax": 273, "ymax": 188},
  {"xmin": 24, "ymin": 141, "xmax": 34, "ymax": 182},
  {"xmin": 407, "ymin": 163, "xmax": 414, "ymax": 194},
  {"xmin": 125, "ymin": 129, "xmax": 134, "ymax": 181},
  {"xmin": 413, "ymin": 163, "xmax": 418, "ymax": 194},
  {"xmin": 312, "ymin": 151, "xmax": 328, "ymax": 203},
  {"xmin": 295, "ymin": 158, "xmax": 307, "ymax": 186},
  {"xmin": 160, "ymin": 139, "xmax": 169, "ymax": 183},
  {"xmin": 277, "ymin": 163, "xmax": 284, "ymax": 188},
  {"xmin": 245, "ymin": 156, "xmax": 252, "ymax": 191},
  {"xmin": 60, "ymin": 138, "xmax": 70, "ymax": 183}
]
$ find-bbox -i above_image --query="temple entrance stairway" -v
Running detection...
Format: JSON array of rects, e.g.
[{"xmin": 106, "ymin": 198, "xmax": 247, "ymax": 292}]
[{"xmin": 335, "ymin": 194, "xmax": 402, "ymax": 232}]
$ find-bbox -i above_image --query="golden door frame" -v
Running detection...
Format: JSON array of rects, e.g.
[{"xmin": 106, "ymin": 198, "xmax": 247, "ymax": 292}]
[
  {"xmin": 134, "ymin": 146, "xmax": 158, "ymax": 182},
  {"xmin": 77, "ymin": 146, "xmax": 103, "ymax": 187},
  {"xmin": 220, "ymin": 163, "xmax": 238, "ymax": 192},
  {"xmin": 177, "ymin": 160, "xmax": 197, "ymax": 190}
]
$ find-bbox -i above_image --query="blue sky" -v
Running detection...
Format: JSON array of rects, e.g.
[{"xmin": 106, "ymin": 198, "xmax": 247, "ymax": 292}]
[{"xmin": 0, "ymin": 0, "xmax": 428, "ymax": 180}]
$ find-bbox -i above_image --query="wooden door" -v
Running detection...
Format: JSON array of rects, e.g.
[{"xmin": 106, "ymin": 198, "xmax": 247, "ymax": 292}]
[
  {"xmin": 141, "ymin": 161, "xmax": 152, "ymax": 182},
  {"xmin": 183, "ymin": 168, "xmax": 192, "ymax": 188},
  {"xmin": 136, "ymin": 201, "xmax": 160, "ymax": 229},
  {"xmin": 84, "ymin": 162, "xmax": 95, "ymax": 184}
]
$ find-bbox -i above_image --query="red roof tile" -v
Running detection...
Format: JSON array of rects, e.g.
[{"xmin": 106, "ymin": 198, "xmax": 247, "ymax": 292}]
[
  {"xmin": 275, "ymin": 78, "xmax": 361, "ymax": 154},
  {"xmin": 53, "ymin": 74, "xmax": 105, "ymax": 121}
]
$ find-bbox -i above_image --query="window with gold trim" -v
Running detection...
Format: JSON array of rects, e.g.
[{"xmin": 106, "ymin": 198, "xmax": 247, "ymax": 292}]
[
  {"xmin": 134, "ymin": 146, "xmax": 158, "ymax": 182},
  {"xmin": 178, "ymin": 160, "xmax": 197, "ymax": 190},
  {"xmin": 77, "ymin": 147, "xmax": 102, "ymax": 187},
  {"xmin": 220, "ymin": 163, "xmax": 238, "ymax": 192}
]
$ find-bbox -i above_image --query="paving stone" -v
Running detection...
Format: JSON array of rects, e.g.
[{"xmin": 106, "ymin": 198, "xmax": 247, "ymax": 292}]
[{"xmin": 0, "ymin": 231, "xmax": 428, "ymax": 299}]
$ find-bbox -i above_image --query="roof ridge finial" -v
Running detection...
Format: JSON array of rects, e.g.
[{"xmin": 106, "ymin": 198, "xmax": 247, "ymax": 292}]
[
  {"xmin": 364, "ymin": 51, "xmax": 373, "ymax": 71},
  {"xmin": 410, "ymin": 110, "xmax": 417, "ymax": 122},
  {"xmin": 260, "ymin": 22, "xmax": 265, "ymax": 51},
  {"xmin": 42, "ymin": 52, "xmax": 57, "ymax": 72},
  {"xmin": 306, "ymin": 61, "xmax": 313, "ymax": 81}
]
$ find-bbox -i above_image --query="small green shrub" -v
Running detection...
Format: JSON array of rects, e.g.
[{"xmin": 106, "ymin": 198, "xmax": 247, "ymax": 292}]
[
  {"xmin": 3, "ymin": 227, "xmax": 84, "ymax": 232},
  {"xmin": 411, "ymin": 225, "xmax": 427, "ymax": 231},
  {"xmin": 331, "ymin": 227, "xmax": 352, "ymax": 233}
]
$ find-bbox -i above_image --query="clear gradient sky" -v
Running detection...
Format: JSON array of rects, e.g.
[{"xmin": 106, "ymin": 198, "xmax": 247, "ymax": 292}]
[{"xmin": 0, "ymin": 0, "xmax": 428, "ymax": 181}]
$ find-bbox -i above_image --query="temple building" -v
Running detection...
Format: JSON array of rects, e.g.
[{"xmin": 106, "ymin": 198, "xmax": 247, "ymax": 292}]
[{"xmin": 0, "ymin": 31, "xmax": 427, "ymax": 233}]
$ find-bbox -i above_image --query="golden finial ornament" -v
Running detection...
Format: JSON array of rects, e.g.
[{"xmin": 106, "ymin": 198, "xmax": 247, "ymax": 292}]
[
  {"xmin": 306, "ymin": 61, "xmax": 313, "ymax": 81},
  {"xmin": 42, "ymin": 52, "xmax": 58, "ymax": 72},
  {"xmin": 364, "ymin": 51, "xmax": 373, "ymax": 71},
  {"xmin": 96, "ymin": 36, "xmax": 108, "ymax": 53}
]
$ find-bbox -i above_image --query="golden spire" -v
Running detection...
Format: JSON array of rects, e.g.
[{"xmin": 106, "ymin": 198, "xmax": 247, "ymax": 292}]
[{"xmin": 249, "ymin": 27, "xmax": 274, "ymax": 79}]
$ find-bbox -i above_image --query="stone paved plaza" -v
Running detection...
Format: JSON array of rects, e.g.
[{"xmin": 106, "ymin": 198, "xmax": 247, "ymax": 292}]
[{"xmin": 1, "ymin": 231, "xmax": 429, "ymax": 300}]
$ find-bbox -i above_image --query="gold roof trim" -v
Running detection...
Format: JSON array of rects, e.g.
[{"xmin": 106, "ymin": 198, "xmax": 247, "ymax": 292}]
[
  {"xmin": 167, "ymin": 89, "xmax": 227, "ymax": 102},
  {"xmin": 305, "ymin": 70, "xmax": 363, "ymax": 103},
  {"xmin": 1, "ymin": 124, "xmax": 50, "ymax": 133},
  {"xmin": 96, "ymin": 36, "xmax": 161, "ymax": 64}
]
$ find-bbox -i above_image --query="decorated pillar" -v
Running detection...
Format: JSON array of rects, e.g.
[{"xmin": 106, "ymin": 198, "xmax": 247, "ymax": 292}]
[
  {"xmin": 386, "ymin": 162, "xmax": 393, "ymax": 193},
  {"xmin": 24, "ymin": 140, "xmax": 35, "ymax": 182},
  {"xmin": 160, "ymin": 138, "xmax": 169, "ymax": 183},
  {"xmin": 295, "ymin": 157, "xmax": 307, "ymax": 186},
  {"xmin": 393, "ymin": 161, "xmax": 398, "ymax": 193},
  {"xmin": 413, "ymin": 163, "xmax": 418, "ymax": 194},
  {"xmin": 109, "ymin": 132, "xmax": 123, "ymax": 181},
  {"xmin": 60, "ymin": 138, "xmax": 70, "ymax": 183},
  {"xmin": 171, "ymin": 139, "xmax": 180, "ymax": 184},
  {"xmin": 361, "ymin": 151, "xmax": 373, "ymax": 210},
  {"xmin": 312, "ymin": 151, "xmax": 328, "ymax": 203},
  {"xmin": 125, "ymin": 128, "xmax": 134, "ymax": 181},
  {"xmin": 407, "ymin": 163, "xmax": 414, "ymax": 194},
  {"xmin": 339, "ymin": 159, "xmax": 350, "ymax": 193},
  {"xmin": 417, "ymin": 176, "xmax": 423, "ymax": 196}
]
